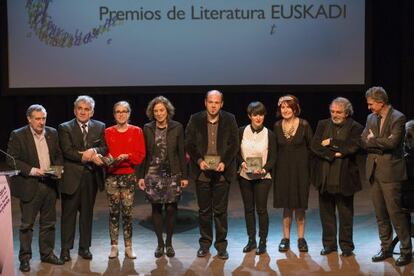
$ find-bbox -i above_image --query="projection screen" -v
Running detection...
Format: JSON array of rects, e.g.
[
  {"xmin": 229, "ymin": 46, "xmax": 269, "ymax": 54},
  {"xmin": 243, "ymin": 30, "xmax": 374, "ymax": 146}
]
[{"xmin": 6, "ymin": 0, "xmax": 365, "ymax": 89}]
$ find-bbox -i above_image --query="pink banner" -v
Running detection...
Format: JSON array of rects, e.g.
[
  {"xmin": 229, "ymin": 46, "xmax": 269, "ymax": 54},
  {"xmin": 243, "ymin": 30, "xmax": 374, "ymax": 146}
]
[{"xmin": 0, "ymin": 176, "xmax": 15, "ymax": 276}]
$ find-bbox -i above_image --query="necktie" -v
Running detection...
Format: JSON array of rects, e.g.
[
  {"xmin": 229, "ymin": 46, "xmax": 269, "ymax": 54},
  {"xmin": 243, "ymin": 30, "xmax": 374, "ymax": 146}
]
[
  {"xmin": 377, "ymin": 115, "xmax": 382, "ymax": 136},
  {"xmin": 81, "ymin": 124, "xmax": 88, "ymax": 148}
]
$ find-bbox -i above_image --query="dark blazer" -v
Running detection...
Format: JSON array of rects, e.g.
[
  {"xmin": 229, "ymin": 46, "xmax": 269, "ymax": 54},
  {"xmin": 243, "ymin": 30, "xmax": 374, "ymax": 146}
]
[
  {"xmin": 311, "ymin": 118, "xmax": 363, "ymax": 196},
  {"xmin": 405, "ymin": 120, "xmax": 414, "ymax": 154},
  {"xmin": 238, "ymin": 125, "xmax": 276, "ymax": 174},
  {"xmin": 185, "ymin": 110, "xmax": 239, "ymax": 182},
  {"xmin": 361, "ymin": 107, "xmax": 407, "ymax": 182},
  {"xmin": 58, "ymin": 118, "xmax": 107, "ymax": 194},
  {"xmin": 405, "ymin": 119, "xmax": 414, "ymax": 179},
  {"xmin": 137, "ymin": 120, "xmax": 188, "ymax": 179},
  {"xmin": 7, "ymin": 125, "xmax": 63, "ymax": 202},
  {"xmin": 402, "ymin": 120, "xmax": 414, "ymax": 208}
]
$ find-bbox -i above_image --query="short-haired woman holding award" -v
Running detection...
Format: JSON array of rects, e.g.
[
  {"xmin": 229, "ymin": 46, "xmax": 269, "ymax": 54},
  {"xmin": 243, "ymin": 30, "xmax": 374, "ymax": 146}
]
[{"xmin": 238, "ymin": 101, "xmax": 276, "ymax": 255}]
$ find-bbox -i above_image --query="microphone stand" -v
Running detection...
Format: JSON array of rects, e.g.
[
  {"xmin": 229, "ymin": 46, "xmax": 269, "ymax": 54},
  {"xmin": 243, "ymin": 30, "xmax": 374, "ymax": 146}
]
[{"xmin": 0, "ymin": 149, "xmax": 21, "ymax": 176}]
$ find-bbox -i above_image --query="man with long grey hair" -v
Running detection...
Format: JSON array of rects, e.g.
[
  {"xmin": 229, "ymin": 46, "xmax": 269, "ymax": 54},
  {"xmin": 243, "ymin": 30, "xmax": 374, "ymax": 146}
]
[{"xmin": 311, "ymin": 97, "xmax": 363, "ymax": 257}]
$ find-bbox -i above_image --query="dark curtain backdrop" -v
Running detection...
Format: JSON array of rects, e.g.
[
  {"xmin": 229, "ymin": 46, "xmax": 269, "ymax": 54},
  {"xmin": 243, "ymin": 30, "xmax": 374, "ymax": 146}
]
[{"xmin": 1, "ymin": 1, "xmax": 413, "ymax": 156}]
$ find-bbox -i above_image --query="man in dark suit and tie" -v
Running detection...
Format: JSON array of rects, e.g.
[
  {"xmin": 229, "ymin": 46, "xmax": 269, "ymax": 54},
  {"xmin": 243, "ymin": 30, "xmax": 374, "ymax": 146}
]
[
  {"xmin": 361, "ymin": 86, "xmax": 412, "ymax": 266},
  {"xmin": 58, "ymin": 95, "xmax": 107, "ymax": 262},
  {"xmin": 7, "ymin": 104, "xmax": 64, "ymax": 272},
  {"xmin": 185, "ymin": 90, "xmax": 239, "ymax": 259}
]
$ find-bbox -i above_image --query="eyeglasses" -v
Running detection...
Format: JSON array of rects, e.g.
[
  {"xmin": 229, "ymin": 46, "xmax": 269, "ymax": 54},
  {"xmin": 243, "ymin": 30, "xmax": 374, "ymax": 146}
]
[{"xmin": 115, "ymin": 110, "xmax": 129, "ymax": 114}]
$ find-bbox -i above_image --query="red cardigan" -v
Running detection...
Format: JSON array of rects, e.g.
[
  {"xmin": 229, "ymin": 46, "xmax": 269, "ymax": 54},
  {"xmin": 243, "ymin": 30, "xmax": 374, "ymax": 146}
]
[{"xmin": 105, "ymin": 125, "xmax": 145, "ymax": 175}]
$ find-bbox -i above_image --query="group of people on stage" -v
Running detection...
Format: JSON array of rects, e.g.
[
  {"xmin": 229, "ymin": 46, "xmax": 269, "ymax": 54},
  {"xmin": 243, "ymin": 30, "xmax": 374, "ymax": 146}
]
[{"xmin": 6, "ymin": 87, "xmax": 414, "ymax": 272}]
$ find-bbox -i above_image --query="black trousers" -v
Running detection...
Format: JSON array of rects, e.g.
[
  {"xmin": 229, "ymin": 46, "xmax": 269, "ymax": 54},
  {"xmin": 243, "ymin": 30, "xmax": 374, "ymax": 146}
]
[
  {"xmin": 239, "ymin": 177, "xmax": 271, "ymax": 240},
  {"xmin": 371, "ymin": 172, "xmax": 412, "ymax": 255},
  {"xmin": 19, "ymin": 181, "xmax": 57, "ymax": 261},
  {"xmin": 196, "ymin": 179, "xmax": 230, "ymax": 252},
  {"xmin": 319, "ymin": 192, "xmax": 354, "ymax": 251},
  {"xmin": 61, "ymin": 170, "xmax": 98, "ymax": 250}
]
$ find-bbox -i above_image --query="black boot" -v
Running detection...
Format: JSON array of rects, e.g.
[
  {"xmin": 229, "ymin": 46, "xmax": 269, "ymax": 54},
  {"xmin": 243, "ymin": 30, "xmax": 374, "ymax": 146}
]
[
  {"xmin": 278, "ymin": 238, "xmax": 290, "ymax": 252},
  {"xmin": 243, "ymin": 238, "xmax": 257, "ymax": 253},
  {"xmin": 298, "ymin": 238, "xmax": 308, "ymax": 252},
  {"xmin": 256, "ymin": 239, "xmax": 267, "ymax": 255}
]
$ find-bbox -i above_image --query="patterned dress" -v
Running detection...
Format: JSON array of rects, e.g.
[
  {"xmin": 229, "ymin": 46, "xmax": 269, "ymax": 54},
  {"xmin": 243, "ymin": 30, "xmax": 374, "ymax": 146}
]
[{"xmin": 145, "ymin": 127, "xmax": 181, "ymax": 203}]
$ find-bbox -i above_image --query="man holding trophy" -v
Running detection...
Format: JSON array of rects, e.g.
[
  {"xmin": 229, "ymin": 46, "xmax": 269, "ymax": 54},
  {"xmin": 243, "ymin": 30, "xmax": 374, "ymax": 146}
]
[
  {"xmin": 7, "ymin": 104, "xmax": 64, "ymax": 272},
  {"xmin": 185, "ymin": 90, "xmax": 239, "ymax": 260}
]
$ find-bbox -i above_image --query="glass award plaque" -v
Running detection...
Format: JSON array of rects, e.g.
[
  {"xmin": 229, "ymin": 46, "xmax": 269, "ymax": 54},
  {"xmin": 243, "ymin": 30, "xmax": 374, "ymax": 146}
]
[
  {"xmin": 204, "ymin": 155, "xmax": 221, "ymax": 170},
  {"xmin": 246, "ymin": 157, "xmax": 262, "ymax": 174},
  {"xmin": 100, "ymin": 155, "xmax": 116, "ymax": 166},
  {"xmin": 45, "ymin": 165, "xmax": 64, "ymax": 179}
]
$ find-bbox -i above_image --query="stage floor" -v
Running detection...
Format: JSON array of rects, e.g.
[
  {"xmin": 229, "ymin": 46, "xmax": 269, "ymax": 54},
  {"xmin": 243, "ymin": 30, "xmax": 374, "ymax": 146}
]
[{"xmin": 10, "ymin": 180, "xmax": 414, "ymax": 275}]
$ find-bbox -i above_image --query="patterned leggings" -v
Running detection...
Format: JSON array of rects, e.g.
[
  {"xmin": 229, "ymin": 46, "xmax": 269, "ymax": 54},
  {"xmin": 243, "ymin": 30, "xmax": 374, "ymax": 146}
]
[{"xmin": 106, "ymin": 174, "xmax": 136, "ymax": 246}]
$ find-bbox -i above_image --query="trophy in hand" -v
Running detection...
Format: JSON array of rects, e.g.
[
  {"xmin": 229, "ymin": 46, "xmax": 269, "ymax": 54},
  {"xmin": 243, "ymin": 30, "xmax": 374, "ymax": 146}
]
[
  {"xmin": 204, "ymin": 155, "xmax": 221, "ymax": 170},
  {"xmin": 99, "ymin": 154, "xmax": 116, "ymax": 166},
  {"xmin": 246, "ymin": 157, "xmax": 263, "ymax": 174},
  {"xmin": 45, "ymin": 165, "xmax": 64, "ymax": 179}
]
